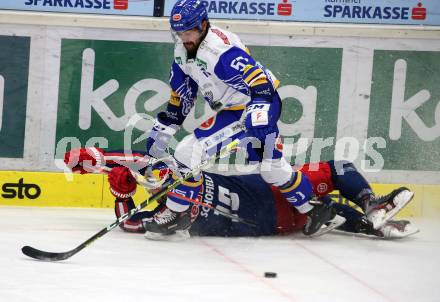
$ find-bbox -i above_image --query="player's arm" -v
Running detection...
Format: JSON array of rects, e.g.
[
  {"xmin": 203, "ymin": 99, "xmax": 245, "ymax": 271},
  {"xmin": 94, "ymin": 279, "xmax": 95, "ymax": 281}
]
[
  {"xmin": 214, "ymin": 47, "xmax": 279, "ymax": 140},
  {"xmin": 146, "ymin": 61, "xmax": 199, "ymax": 158},
  {"xmin": 214, "ymin": 47, "xmax": 276, "ymax": 101},
  {"xmin": 63, "ymin": 147, "xmax": 148, "ymax": 174}
]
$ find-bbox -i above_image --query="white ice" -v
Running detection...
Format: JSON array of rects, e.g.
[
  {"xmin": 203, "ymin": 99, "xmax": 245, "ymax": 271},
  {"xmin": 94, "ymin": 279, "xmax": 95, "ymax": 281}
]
[{"xmin": 0, "ymin": 206, "xmax": 439, "ymax": 302}]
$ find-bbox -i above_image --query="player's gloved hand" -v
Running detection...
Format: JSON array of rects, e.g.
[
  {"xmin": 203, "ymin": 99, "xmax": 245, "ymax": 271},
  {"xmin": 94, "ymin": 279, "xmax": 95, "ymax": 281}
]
[
  {"xmin": 146, "ymin": 113, "xmax": 180, "ymax": 159},
  {"xmin": 64, "ymin": 147, "xmax": 105, "ymax": 174},
  {"xmin": 245, "ymin": 99, "xmax": 278, "ymax": 142},
  {"xmin": 108, "ymin": 166, "xmax": 137, "ymax": 199}
]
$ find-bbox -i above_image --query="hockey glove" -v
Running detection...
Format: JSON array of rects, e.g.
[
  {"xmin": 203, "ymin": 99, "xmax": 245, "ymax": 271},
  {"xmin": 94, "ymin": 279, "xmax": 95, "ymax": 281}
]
[
  {"xmin": 64, "ymin": 147, "xmax": 105, "ymax": 174},
  {"xmin": 146, "ymin": 113, "xmax": 180, "ymax": 159},
  {"xmin": 245, "ymin": 99, "xmax": 278, "ymax": 142},
  {"xmin": 108, "ymin": 166, "xmax": 137, "ymax": 199}
]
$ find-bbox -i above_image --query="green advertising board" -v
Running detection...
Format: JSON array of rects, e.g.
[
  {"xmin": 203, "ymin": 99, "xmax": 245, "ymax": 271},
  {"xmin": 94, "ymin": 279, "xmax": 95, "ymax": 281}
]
[
  {"xmin": 57, "ymin": 39, "xmax": 174, "ymax": 153},
  {"xmin": 369, "ymin": 50, "xmax": 440, "ymax": 170},
  {"xmin": 56, "ymin": 39, "xmax": 342, "ymax": 162},
  {"xmin": 0, "ymin": 35, "xmax": 30, "ymax": 158},
  {"xmin": 55, "ymin": 38, "xmax": 439, "ymax": 171}
]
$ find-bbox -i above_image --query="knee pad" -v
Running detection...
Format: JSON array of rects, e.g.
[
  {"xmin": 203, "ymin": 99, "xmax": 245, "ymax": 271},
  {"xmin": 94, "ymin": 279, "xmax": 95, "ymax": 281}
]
[{"xmin": 260, "ymin": 157, "xmax": 292, "ymax": 186}]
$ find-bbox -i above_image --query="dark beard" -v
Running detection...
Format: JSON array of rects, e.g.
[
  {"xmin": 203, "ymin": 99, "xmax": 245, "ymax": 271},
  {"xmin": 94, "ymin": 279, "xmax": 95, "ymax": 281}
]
[
  {"xmin": 185, "ymin": 24, "xmax": 209, "ymax": 59},
  {"xmin": 184, "ymin": 43, "xmax": 198, "ymax": 59}
]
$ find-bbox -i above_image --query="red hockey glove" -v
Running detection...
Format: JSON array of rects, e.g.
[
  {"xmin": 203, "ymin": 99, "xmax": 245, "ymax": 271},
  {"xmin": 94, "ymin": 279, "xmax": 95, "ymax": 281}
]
[
  {"xmin": 64, "ymin": 147, "xmax": 105, "ymax": 174},
  {"xmin": 108, "ymin": 166, "xmax": 137, "ymax": 199}
]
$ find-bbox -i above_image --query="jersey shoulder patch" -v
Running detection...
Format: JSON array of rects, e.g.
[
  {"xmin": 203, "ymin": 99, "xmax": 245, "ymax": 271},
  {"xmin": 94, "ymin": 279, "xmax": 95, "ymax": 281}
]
[{"xmin": 211, "ymin": 28, "xmax": 230, "ymax": 45}]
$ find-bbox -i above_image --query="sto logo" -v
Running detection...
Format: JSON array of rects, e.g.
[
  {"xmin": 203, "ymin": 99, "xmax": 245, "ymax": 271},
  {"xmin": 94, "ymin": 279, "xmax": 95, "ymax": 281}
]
[{"xmin": 1, "ymin": 178, "xmax": 41, "ymax": 200}]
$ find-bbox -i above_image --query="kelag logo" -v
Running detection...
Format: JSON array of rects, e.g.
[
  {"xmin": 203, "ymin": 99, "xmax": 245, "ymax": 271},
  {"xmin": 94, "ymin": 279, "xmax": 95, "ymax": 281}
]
[
  {"xmin": 1, "ymin": 178, "xmax": 41, "ymax": 199},
  {"xmin": 323, "ymin": 1, "xmax": 427, "ymax": 21},
  {"xmin": 23, "ymin": 0, "xmax": 128, "ymax": 10},
  {"xmin": 201, "ymin": 0, "xmax": 293, "ymax": 16}
]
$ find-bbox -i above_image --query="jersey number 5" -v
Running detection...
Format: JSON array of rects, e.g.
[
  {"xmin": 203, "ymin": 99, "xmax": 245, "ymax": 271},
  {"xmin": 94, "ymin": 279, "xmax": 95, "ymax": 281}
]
[{"xmin": 230, "ymin": 56, "xmax": 249, "ymax": 72}]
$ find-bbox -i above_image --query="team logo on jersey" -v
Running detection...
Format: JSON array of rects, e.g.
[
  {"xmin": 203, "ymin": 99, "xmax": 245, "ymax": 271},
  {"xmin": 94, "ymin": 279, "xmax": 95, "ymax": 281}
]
[
  {"xmin": 211, "ymin": 28, "xmax": 230, "ymax": 45},
  {"xmin": 200, "ymin": 116, "xmax": 216, "ymax": 130},
  {"xmin": 317, "ymin": 182, "xmax": 328, "ymax": 194},
  {"xmin": 190, "ymin": 205, "xmax": 200, "ymax": 222}
]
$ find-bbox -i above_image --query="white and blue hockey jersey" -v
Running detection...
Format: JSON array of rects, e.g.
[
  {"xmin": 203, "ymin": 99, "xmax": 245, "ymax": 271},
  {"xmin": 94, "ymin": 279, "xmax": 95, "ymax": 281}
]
[{"xmin": 164, "ymin": 25, "xmax": 280, "ymax": 126}]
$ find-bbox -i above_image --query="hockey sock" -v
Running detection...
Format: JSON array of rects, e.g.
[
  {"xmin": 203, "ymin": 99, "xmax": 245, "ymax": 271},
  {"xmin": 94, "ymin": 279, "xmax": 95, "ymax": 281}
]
[
  {"xmin": 166, "ymin": 175, "xmax": 203, "ymax": 212},
  {"xmin": 278, "ymin": 171, "xmax": 313, "ymax": 213},
  {"xmin": 328, "ymin": 160, "xmax": 374, "ymax": 211},
  {"xmin": 325, "ymin": 198, "xmax": 371, "ymax": 234}
]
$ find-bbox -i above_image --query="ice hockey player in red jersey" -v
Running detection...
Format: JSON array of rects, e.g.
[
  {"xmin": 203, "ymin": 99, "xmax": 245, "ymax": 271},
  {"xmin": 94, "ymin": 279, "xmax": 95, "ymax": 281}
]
[{"xmin": 64, "ymin": 147, "xmax": 417, "ymax": 241}]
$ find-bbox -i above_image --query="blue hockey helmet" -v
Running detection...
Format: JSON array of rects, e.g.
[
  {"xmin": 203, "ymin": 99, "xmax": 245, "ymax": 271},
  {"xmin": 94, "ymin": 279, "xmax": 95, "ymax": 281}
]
[{"xmin": 170, "ymin": 0, "xmax": 208, "ymax": 32}]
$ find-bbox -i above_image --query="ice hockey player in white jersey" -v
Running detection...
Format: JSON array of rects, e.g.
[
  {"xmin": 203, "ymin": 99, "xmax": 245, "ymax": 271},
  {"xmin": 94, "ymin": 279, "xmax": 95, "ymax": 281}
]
[
  {"xmin": 145, "ymin": 0, "xmax": 333, "ymax": 236},
  {"xmin": 143, "ymin": 0, "xmax": 402, "ymax": 236}
]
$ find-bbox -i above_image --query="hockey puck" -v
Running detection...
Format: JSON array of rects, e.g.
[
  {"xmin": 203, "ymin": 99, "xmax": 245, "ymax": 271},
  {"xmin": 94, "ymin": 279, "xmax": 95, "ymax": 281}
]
[{"xmin": 264, "ymin": 272, "xmax": 277, "ymax": 278}]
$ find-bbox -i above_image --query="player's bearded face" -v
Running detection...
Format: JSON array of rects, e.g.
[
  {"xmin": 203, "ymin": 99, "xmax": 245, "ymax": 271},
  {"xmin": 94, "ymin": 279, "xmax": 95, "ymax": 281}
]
[{"xmin": 176, "ymin": 28, "xmax": 204, "ymax": 56}]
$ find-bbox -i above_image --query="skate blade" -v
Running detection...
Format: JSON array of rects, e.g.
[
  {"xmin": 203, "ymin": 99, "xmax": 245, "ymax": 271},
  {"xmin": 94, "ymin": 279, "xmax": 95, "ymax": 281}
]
[
  {"xmin": 373, "ymin": 190, "xmax": 414, "ymax": 230},
  {"xmin": 144, "ymin": 230, "xmax": 190, "ymax": 241},
  {"xmin": 383, "ymin": 224, "xmax": 420, "ymax": 239},
  {"xmin": 309, "ymin": 214, "xmax": 346, "ymax": 237}
]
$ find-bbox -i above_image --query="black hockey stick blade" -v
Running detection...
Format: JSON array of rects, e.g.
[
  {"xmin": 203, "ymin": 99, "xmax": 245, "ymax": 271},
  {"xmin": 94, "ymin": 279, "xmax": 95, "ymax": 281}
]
[
  {"xmin": 22, "ymin": 226, "xmax": 109, "ymax": 261},
  {"xmin": 22, "ymin": 245, "xmax": 78, "ymax": 261}
]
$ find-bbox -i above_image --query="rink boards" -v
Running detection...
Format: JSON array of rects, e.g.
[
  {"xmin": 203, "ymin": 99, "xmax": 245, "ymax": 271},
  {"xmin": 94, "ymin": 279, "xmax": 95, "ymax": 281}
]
[
  {"xmin": 0, "ymin": 170, "xmax": 438, "ymax": 218},
  {"xmin": 0, "ymin": 171, "xmax": 150, "ymax": 209},
  {"xmin": 0, "ymin": 12, "xmax": 439, "ymax": 186}
]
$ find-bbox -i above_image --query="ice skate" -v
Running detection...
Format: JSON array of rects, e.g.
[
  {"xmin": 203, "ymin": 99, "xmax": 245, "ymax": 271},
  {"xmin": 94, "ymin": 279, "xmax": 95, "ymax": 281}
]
[
  {"xmin": 365, "ymin": 187, "xmax": 414, "ymax": 230},
  {"xmin": 143, "ymin": 207, "xmax": 192, "ymax": 241},
  {"xmin": 303, "ymin": 200, "xmax": 346, "ymax": 237},
  {"xmin": 375, "ymin": 220, "xmax": 419, "ymax": 239}
]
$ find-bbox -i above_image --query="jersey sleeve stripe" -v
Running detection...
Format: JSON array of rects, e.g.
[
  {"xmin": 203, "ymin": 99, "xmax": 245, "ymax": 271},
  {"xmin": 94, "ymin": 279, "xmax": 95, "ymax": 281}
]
[
  {"xmin": 249, "ymin": 77, "xmax": 269, "ymax": 87},
  {"xmin": 172, "ymin": 174, "xmax": 204, "ymax": 187},
  {"xmin": 279, "ymin": 171, "xmax": 303, "ymax": 194},
  {"xmin": 244, "ymin": 69, "xmax": 264, "ymax": 84}
]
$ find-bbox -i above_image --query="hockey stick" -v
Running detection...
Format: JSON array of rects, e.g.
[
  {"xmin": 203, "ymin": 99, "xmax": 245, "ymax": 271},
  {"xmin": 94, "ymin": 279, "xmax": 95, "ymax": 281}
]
[
  {"xmin": 89, "ymin": 155, "xmax": 256, "ymax": 226},
  {"xmin": 166, "ymin": 191, "xmax": 256, "ymax": 227},
  {"xmin": 21, "ymin": 139, "xmax": 241, "ymax": 261}
]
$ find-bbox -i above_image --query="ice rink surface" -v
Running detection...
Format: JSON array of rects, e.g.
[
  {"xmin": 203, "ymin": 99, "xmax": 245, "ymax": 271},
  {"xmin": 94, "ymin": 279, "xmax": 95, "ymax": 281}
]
[{"xmin": 1, "ymin": 206, "xmax": 439, "ymax": 302}]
